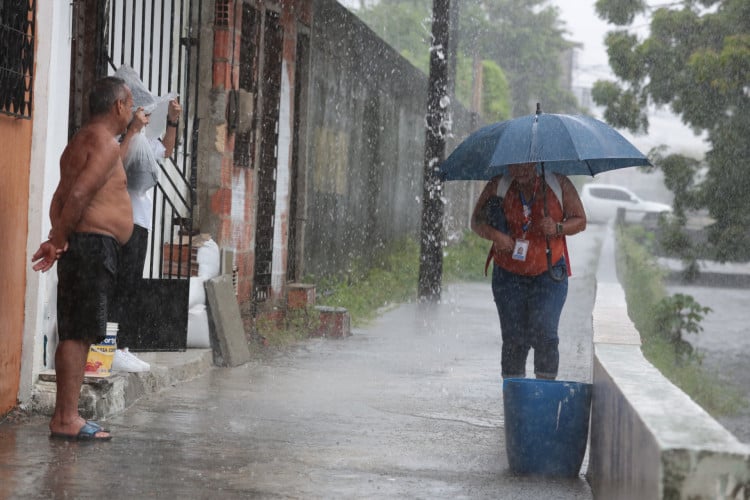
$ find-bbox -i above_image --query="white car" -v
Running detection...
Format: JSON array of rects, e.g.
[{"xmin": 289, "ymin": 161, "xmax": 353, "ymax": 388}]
[{"xmin": 580, "ymin": 183, "xmax": 672, "ymax": 224}]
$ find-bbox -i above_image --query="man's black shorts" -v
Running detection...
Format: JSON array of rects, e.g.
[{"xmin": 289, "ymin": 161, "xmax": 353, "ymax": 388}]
[{"xmin": 57, "ymin": 233, "xmax": 121, "ymax": 345}]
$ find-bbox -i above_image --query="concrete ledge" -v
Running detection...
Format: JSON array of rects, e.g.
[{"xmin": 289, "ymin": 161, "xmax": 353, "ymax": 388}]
[
  {"xmin": 31, "ymin": 349, "xmax": 213, "ymax": 421},
  {"xmin": 592, "ymin": 283, "xmax": 641, "ymax": 346},
  {"xmin": 589, "ymin": 226, "xmax": 750, "ymax": 499}
]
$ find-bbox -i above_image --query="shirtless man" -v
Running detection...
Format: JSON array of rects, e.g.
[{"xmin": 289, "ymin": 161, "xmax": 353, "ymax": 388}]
[{"xmin": 32, "ymin": 77, "xmax": 135, "ymax": 441}]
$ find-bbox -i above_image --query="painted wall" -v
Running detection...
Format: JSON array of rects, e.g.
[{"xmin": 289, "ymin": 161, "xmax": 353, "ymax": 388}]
[
  {"xmin": 0, "ymin": 0, "xmax": 69, "ymax": 415},
  {"xmin": 0, "ymin": 116, "xmax": 32, "ymax": 414},
  {"xmin": 19, "ymin": 0, "xmax": 72, "ymax": 405}
]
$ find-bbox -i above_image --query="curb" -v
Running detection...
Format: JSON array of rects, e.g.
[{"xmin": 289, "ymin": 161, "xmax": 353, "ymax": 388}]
[{"xmin": 30, "ymin": 349, "xmax": 213, "ymax": 420}]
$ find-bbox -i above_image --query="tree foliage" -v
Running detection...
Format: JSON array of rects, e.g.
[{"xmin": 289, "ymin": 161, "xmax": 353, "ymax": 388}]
[
  {"xmin": 593, "ymin": 0, "xmax": 750, "ymax": 261},
  {"xmin": 351, "ymin": 0, "xmax": 578, "ymax": 120}
]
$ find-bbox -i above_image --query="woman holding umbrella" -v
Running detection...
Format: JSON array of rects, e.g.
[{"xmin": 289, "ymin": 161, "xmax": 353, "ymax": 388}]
[
  {"xmin": 443, "ymin": 107, "xmax": 649, "ymax": 378},
  {"xmin": 470, "ymin": 162, "xmax": 587, "ymax": 380}
]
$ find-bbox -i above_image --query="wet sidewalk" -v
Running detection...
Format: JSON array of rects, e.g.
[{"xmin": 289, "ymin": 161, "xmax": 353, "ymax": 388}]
[
  {"xmin": 0, "ymin": 285, "xmax": 595, "ymax": 499},
  {"xmin": 0, "ymin": 230, "xmax": 601, "ymax": 499}
]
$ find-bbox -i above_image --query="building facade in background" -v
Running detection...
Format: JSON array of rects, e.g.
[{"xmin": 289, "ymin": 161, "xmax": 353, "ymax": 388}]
[{"xmin": 1, "ymin": 0, "xmax": 479, "ymax": 413}]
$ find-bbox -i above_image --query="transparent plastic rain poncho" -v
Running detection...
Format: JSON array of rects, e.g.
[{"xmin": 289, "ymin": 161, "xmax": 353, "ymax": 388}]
[{"xmin": 114, "ymin": 65, "xmax": 177, "ymax": 192}]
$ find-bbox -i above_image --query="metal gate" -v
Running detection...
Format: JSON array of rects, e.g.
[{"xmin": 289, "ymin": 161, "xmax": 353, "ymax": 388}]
[{"xmin": 70, "ymin": 0, "xmax": 203, "ymax": 350}]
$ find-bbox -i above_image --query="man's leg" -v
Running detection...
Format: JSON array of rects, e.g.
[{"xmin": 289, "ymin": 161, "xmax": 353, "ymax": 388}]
[{"xmin": 49, "ymin": 339, "xmax": 110, "ymax": 438}]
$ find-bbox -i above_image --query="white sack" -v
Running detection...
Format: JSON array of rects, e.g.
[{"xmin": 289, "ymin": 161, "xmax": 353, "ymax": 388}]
[
  {"xmin": 197, "ymin": 239, "xmax": 220, "ymax": 279},
  {"xmin": 186, "ymin": 304, "xmax": 210, "ymax": 348},
  {"xmin": 188, "ymin": 276, "xmax": 206, "ymax": 309}
]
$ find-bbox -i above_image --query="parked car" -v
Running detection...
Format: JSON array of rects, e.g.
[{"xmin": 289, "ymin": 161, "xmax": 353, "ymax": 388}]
[{"xmin": 580, "ymin": 183, "xmax": 672, "ymax": 224}]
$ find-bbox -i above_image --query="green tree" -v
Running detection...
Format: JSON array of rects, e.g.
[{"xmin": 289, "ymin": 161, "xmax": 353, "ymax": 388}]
[
  {"xmin": 354, "ymin": 0, "xmax": 433, "ymax": 71},
  {"xmin": 472, "ymin": 0, "xmax": 579, "ymax": 115},
  {"xmin": 480, "ymin": 60, "xmax": 512, "ymax": 121},
  {"xmin": 593, "ymin": 0, "xmax": 750, "ymax": 261},
  {"xmin": 352, "ymin": 0, "xmax": 578, "ymax": 119}
]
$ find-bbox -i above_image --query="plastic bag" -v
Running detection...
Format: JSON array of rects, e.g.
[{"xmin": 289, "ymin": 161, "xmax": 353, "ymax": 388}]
[
  {"xmin": 114, "ymin": 65, "xmax": 177, "ymax": 141},
  {"xmin": 124, "ymin": 131, "xmax": 158, "ymax": 193},
  {"xmin": 114, "ymin": 65, "xmax": 157, "ymax": 111}
]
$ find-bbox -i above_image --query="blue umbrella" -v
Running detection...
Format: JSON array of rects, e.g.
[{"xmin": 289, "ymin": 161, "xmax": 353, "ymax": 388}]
[
  {"xmin": 441, "ymin": 105, "xmax": 652, "ymax": 281},
  {"xmin": 439, "ymin": 107, "xmax": 651, "ymax": 181}
]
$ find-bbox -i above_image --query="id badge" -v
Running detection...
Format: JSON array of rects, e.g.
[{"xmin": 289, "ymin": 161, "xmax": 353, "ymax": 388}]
[{"xmin": 512, "ymin": 239, "xmax": 529, "ymax": 261}]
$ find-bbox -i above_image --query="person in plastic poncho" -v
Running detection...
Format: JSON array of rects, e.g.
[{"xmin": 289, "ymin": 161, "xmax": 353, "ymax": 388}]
[{"xmin": 110, "ymin": 98, "xmax": 182, "ymax": 372}]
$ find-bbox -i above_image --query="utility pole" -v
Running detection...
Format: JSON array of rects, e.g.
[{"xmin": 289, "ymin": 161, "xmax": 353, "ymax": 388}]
[{"xmin": 418, "ymin": 0, "xmax": 455, "ymax": 301}]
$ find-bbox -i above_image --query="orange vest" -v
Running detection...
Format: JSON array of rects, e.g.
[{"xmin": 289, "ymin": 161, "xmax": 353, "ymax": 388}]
[{"xmin": 493, "ymin": 180, "xmax": 566, "ymax": 276}]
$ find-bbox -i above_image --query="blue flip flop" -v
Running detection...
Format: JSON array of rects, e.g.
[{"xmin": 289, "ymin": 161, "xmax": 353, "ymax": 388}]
[
  {"xmin": 86, "ymin": 420, "xmax": 109, "ymax": 433},
  {"xmin": 50, "ymin": 421, "xmax": 112, "ymax": 441}
]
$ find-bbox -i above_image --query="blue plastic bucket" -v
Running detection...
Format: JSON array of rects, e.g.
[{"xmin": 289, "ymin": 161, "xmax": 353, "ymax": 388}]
[{"xmin": 503, "ymin": 378, "xmax": 592, "ymax": 476}]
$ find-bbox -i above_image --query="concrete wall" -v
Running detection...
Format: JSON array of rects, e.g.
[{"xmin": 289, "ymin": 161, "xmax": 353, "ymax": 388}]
[
  {"xmin": 589, "ymin": 226, "xmax": 750, "ymax": 499},
  {"xmin": 302, "ymin": 0, "xmax": 475, "ymax": 278}
]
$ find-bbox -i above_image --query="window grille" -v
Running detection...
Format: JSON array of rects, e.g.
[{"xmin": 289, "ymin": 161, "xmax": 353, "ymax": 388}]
[
  {"xmin": 0, "ymin": 0, "xmax": 35, "ymax": 119},
  {"xmin": 239, "ymin": 3, "xmax": 258, "ymax": 93},
  {"xmin": 233, "ymin": 3, "xmax": 259, "ymax": 168},
  {"xmin": 215, "ymin": 0, "xmax": 229, "ymax": 28}
]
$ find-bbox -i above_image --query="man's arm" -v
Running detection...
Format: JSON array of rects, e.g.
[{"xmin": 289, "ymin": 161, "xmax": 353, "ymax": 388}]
[{"xmin": 48, "ymin": 187, "xmax": 63, "ymax": 231}]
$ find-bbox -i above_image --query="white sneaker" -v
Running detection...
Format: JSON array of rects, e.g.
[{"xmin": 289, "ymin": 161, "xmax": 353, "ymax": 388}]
[
  {"xmin": 125, "ymin": 348, "xmax": 151, "ymax": 371},
  {"xmin": 112, "ymin": 348, "xmax": 150, "ymax": 372}
]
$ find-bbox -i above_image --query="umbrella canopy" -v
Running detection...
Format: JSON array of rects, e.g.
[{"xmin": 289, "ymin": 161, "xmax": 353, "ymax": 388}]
[{"xmin": 439, "ymin": 110, "xmax": 652, "ymax": 181}]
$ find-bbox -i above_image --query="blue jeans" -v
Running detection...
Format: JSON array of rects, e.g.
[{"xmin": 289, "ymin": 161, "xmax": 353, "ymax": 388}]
[{"xmin": 491, "ymin": 260, "xmax": 568, "ymax": 379}]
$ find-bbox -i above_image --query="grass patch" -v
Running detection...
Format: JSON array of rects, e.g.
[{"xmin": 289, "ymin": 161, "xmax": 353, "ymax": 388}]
[
  {"xmin": 248, "ymin": 233, "xmax": 487, "ymax": 342},
  {"xmin": 313, "ymin": 239, "xmax": 421, "ymax": 326},
  {"xmin": 311, "ymin": 233, "xmax": 490, "ymax": 327},
  {"xmin": 617, "ymin": 225, "xmax": 746, "ymax": 416},
  {"xmin": 242, "ymin": 304, "xmax": 320, "ymax": 348}
]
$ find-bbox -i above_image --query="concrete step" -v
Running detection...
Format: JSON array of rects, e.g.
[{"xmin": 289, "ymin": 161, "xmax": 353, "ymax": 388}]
[{"xmin": 31, "ymin": 349, "xmax": 213, "ymax": 420}]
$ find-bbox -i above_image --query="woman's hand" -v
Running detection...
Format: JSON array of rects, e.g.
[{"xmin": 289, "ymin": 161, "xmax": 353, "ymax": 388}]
[
  {"xmin": 493, "ymin": 232, "xmax": 515, "ymax": 253},
  {"xmin": 127, "ymin": 107, "xmax": 149, "ymax": 134},
  {"xmin": 167, "ymin": 99, "xmax": 182, "ymax": 123},
  {"xmin": 539, "ymin": 216, "xmax": 559, "ymax": 237}
]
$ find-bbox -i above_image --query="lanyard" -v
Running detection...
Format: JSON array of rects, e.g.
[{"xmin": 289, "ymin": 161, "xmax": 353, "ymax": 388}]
[{"xmin": 518, "ymin": 176, "xmax": 539, "ymax": 235}]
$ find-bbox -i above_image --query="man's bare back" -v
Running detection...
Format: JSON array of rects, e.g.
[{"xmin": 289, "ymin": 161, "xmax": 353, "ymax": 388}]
[
  {"xmin": 53, "ymin": 125, "xmax": 133, "ymax": 245},
  {"xmin": 33, "ymin": 79, "xmax": 135, "ymax": 273}
]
